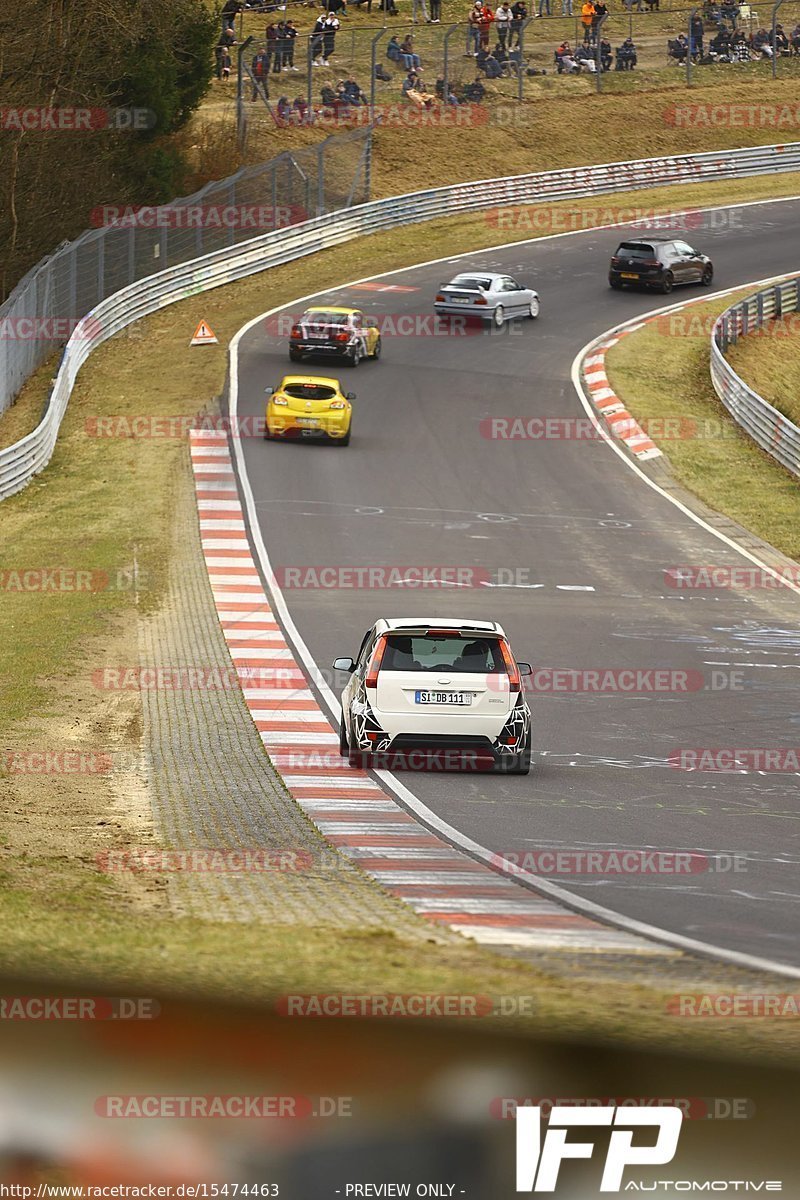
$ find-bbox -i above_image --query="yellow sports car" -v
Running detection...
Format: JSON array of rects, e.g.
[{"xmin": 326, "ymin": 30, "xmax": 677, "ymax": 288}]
[
  {"xmin": 264, "ymin": 375, "xmax": 354, "ymax": 445},
  {"xmin": 288, "ymin": 307, "xmax": 381, "ymax": 368}
]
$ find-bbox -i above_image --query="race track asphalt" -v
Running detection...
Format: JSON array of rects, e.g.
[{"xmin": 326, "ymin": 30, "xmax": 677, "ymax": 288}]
[{"xmin": 233, "ymin": 197, "xmax": 800, "ymax": 968}]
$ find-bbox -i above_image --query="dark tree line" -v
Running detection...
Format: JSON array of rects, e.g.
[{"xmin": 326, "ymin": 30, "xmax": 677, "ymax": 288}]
[{"xmin": 0, "ymin": 0, "xmax": 218, "ymax": 301}]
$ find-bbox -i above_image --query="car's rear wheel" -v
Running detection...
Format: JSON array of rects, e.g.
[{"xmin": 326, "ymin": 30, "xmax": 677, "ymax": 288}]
[
  {"xmin": 493, "ymin": 305, "xmax": 505, "ymax": 328},
  {"xmin": 339, "ymin": 715, "xmax": 349, "ymax": 757},
  {"xmin": 609, "ymin": 277, "xmax": 623, "ymax": 290},
  {"xmin": 336, "ymin": 426, "xmax": 351, "ymax": 447},
  {"xmin": 701, "ymin": 265, "xmax": 714, "ymax": 287},
  {"xmin": 661, "ymin": 271, "xmax": 674, "ymax": 295},
  {"xmin": 495, "ymin": 730, "xmax": 532, "ymax": 775},
  {"xmin": 528, "ymin": 297, "xmax": 540, "ymax": 319},
  {"xmin": 289, "ymin": 348, "xmax": 302, "ymax": 362},
  {"xmin": 347, "ymin": 345, "xmax": 361, "ymax": 368},
  {"xmin": 371, "ymin": 336, "xmax": 382, "ymax": 360}
]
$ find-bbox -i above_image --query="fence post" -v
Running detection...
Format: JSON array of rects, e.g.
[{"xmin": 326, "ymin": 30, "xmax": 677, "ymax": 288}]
[
  {"xmin": 317, "ymin": 141, "xmax": 326, "ymax": 217},
  {"xmin": 443, "ymin": 23, "xmax": 460, "ymax": 105},
  {"xmin": 686, "ymin": 6, "xmax": 697, "ymax": 84},
  {"xmin": 237, "ymin": 36, "xmax": 254, "ymax": 151},
  {"xmin": 370, "ymin": 27, "xmax": 387, "ymax": 118},
  {"xmin": 307, "ymin": 34, "xmax": 314, "ymax": 119},
  {"xmin": 595, "ymin": 11, "xmax": 607, "ymax": 90},
  {"xmin": 772, "ymin": 0, "xmax": 785, "ymax": 77},
  {"xmin": 517, "ymin": 17, "xmax": 532, "ymax": 101}
]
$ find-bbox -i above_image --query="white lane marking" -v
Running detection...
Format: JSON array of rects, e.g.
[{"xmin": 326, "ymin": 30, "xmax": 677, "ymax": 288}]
[
  {"xmin": 228, "ymin": 204, "xmax": 800, "ymax": 980},
  {"xmin": 556, "ymin": 585, "xmax": 596, "ymax": 591}
]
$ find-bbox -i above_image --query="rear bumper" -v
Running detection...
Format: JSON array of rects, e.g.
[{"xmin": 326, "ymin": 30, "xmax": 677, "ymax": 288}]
[
  {"xmin": 289, "ymin": 340, "xmax": 352, "ymax": 357},
  {"xmin": 433, "ymin": 303, "xmax": 492, "ymax": 321},
  {"xmin": 347, "ymin": 697, "xmax": 530, "ymax": 767},
  {"xmin": 608, "ymin": 269, "xmax": 663, "ymax": 287},
  {"xmin": 266, "ymin": 413, "xmax": 350, "ymax": 440}
]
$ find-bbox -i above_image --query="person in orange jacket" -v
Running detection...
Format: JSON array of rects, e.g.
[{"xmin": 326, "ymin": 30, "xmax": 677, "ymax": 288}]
[
  {"xmin": 478, "ymin": 3, "xmax": 495, "ymax": 49},
  {"xmin": 581, "ymin": 0, "xmax": 596, "ymax": 42}
]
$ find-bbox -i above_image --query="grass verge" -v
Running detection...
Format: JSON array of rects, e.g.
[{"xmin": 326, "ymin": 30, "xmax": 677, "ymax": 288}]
[
  {"xmin": 605, "ymin": 284, "xmax": 800, "ymax": 561},
  {"xmin": 2, "ymin": 173, "xmax": 800, "ymax": 1055},
  {"xmin": 726, "ymin": 313, "xmax": 800, "ymax": 427}
]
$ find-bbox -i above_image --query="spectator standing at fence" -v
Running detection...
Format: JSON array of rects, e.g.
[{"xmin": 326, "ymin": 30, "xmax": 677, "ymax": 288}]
[
  {"xmin": 273, "ymin": 22, "xmax": 287, "ymax": 72},
  {"xmin": 430, "ymin": 0, "xmax": 442, "ymax": 21},
  {"xmin": 220, "ymin": 45, "xmax": 233, "ymax": 79},
  {"xmin": 251, "ymin": 46, "xmax": 269, "ymax": 96},
  {"xmin": 580, "ymin": 0, "xmax": 595, "ymax": 43},
  {"xmin": 538, "ymin": 0, "xmax": 551, "ymax": 19},
  {"xmin": 689, "ymin": 12, "xmax": 704, "ymax": 57},
  {"xmin": 510, "ymin": 0, "xmax": 527, "ymax": 44},
  {"xmin": 412, "ymin": 0, "xmax": 431, "ymax": 23},
  {"xmin": 322, "ymin": 12, "xmax": 341, "ymax": 63},
  {"xmin": 468, "ymin": 2, "xmax": 484, "ymax": 52},
  {"xmin": 592, "ymin": 0, "xmax": 606, "ymax": 38},
  {"xmin": 478, "ymin": 3, "xmax": 495, "ymax": 46},
  {"xmin": 222, "ymin": 0, "xmax": 243, "ymax": 36},
  {"xmin": 311, "ymin": 13, "xmax": 327, "ymax": 63},
  {"xmin": 561, "ymin": 0, "xmax": 572, "ymax": 17},
  {"xmin": 495, "ymin": 2, "xmax": 513, "ymax": 46},
  {"xmin": 266, "ymin": 22, "xmax": 279, "ymax": 69},
  {"xmin": 284, "ymin": 21, "xmax": 298, "ymax": 69}
]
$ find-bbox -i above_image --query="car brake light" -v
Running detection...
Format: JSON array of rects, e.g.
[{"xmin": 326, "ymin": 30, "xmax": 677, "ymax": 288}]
[
  {"xmin": 290, "ymin": 325, "xmax": 302, "ymax": 339},
  {"xmin": 329, "ymin": 400, "xmax": 346, "ymax": 409},
  {"xmin": 499, "ymin": 639, "xmax": 521, "ymax": 691},
  {"xmin": 365, "ymin": 636, "xmax": 387, "ymax": 689},
  {"xmin": 643, "ymin": 260, "xmax": 660, "ymax": 268},
  {"xmin": 335, "ymin": 331, "xmax": 350, "ymax": 343},
  {"xmin": 435, "ymin": 294, "xmax": 445, "ymax": 302},
  {"xmin": 473, "ymin": 297, "xmax": 487, "ymax": 305},
  {"xmin": 271, "ymin": 396, "xmax": 288, "ymax": 406},
  {"xmin": 611, "ymin": 257, "xmax": 620, "ymax": 265}
]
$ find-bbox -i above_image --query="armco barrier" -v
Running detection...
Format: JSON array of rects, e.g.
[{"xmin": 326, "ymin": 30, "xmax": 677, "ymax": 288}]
[
  {"xmin": 711, "ymin": 276, "xmax": 800, "ymax": 479},
  {"xmin": 3, "ymin": 141, "xmax": 800, "ymax": 501}
]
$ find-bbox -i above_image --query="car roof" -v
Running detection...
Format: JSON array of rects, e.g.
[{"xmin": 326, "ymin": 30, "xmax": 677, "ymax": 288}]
[
  {"xmin": 617, "ymin": 237, "xmax": 672, "ymax": 243},
  {"xmin": 378, "ymin": 618, "xmax": 504, "ymax": 634},
  {"xmin": 278, "ymin": 375, "xmax": 342, "ymax": 388},
  {"xmin": 304, "ymin": 306, "xmax": 359, "ymax": 315},
  {"xmin": 449, "ymin": 271, "xmax": 504, "ymax": 282}
]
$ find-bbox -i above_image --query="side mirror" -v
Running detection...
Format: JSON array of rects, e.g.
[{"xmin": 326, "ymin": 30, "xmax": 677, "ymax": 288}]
[
  {"xmin": 333, "ymin": 657, "xmax": 356, "ymax": 673},
  {"xmin": 517, "ymin": 662, "xmax": 532, "ymax": 677},
  {"xmin": 346, "ymin": 392, "xmax": 356, "ymax": 401},
  {"xmin": 264, "ymin": 387, "xmax": 274, "ymax": 395}
]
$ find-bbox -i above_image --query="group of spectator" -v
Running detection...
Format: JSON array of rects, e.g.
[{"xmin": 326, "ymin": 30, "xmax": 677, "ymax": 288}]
[
  {"xmin": 668, "ymin": 18, "xmax": 799, "ymax": 63},
  {"xmin": 466, "ymin": 2, "xmax": 529, "ymax": 50},
  {"xmin": 554, "ymin": 34, "xmax": 635, "ymax": 69},
  {"xmin": 250, "ymin": 22, "xmax": 300, "ymax": 92}
]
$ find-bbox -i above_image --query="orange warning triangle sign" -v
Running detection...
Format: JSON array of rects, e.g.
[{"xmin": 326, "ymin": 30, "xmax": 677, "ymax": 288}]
[{"xmin": 190, "ymin": 319, "xmax": 218, "ymax": 346}]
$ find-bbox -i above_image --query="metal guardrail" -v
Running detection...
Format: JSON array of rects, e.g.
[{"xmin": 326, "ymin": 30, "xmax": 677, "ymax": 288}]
[
  {"xmin": 711, "ymin": 275, "xmax": 800, "ymax": 478},
  {"xmin": 3, "ymin": 140, "xmax": 800, "ymax": 501}
]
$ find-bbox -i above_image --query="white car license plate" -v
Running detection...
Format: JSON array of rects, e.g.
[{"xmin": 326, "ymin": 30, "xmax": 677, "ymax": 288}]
[
  {"xmin": 448, "ymin": 297, "xmax": 470, "ymax": 304},
  {"xmin": 415, "ymin": 690, "xmax": 472, "ymax": 705},
  {"xmin": 297, "ymin": 418, "xmax": 320, "ymax": 427}
]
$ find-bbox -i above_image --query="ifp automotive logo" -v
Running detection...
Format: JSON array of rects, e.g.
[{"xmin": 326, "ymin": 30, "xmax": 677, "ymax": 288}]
[{"xmin": 515, "ymin": 1104, "xmax": 683, "ymax": 1192}]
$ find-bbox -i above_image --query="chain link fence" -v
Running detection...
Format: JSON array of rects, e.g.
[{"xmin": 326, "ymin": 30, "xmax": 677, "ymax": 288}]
[
  {"xmin": 233, "ymin": 2, "xmax": 800, "ymax": 130},
  {"xmin": 0, "ymin": 126, "xmax": 372, "ymax": 418}
]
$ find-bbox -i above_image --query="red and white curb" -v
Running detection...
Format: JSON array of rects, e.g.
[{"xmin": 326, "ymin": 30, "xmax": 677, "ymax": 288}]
[
  {"xmin": 190, "ymin": 428, "xmax": 670, "ymax": 956},
  {"xmin": 584, "ymin": 326, "xmax": 662, "ymax": 462}
]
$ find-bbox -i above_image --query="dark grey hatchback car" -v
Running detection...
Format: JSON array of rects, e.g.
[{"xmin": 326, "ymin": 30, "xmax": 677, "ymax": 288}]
[{"xmin": 609, "ymin": 237, "xmax": 714, "ymax": 294}]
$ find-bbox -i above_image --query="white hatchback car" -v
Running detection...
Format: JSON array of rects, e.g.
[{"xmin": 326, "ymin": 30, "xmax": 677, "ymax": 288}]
[{"xmin": 333, "ymin": 618, "xmax": 532, "ymax": 774}]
